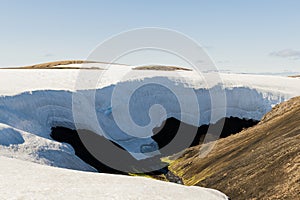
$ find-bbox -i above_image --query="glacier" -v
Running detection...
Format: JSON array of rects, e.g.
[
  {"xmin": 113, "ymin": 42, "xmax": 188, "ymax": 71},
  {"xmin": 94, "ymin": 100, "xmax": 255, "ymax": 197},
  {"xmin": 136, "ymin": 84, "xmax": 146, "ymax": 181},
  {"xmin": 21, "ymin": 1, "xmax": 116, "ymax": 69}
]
[{"xmin": 0, "ymin": 67, "xmax": 299, "ymax": 170}]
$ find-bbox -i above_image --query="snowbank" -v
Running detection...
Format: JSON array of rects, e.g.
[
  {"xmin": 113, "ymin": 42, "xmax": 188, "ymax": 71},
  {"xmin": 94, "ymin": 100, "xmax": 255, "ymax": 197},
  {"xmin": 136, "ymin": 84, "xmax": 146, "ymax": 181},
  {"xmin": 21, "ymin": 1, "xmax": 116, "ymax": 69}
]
[{"xmin": 0, "ymin": 156, "xmax": 229, "ymax": 200}]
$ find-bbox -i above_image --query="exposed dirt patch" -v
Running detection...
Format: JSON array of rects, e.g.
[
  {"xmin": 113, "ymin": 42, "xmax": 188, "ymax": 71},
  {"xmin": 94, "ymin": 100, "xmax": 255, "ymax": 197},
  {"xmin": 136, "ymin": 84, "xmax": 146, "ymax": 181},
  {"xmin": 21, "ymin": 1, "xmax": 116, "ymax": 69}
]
[
  {"xmin": 288, "ymin": 75, "xmax": 300, "ymax": 78},
  {"xmin": 133, "ymin": 65, "xmax": 192, "ymax": 71},
  {"xmin": 169, "ymin": 96, "xmax": 300, "ymax": 200},
  {"xmin": 2, "ymin": 60, "xmax": 127, "ymax": 69}
]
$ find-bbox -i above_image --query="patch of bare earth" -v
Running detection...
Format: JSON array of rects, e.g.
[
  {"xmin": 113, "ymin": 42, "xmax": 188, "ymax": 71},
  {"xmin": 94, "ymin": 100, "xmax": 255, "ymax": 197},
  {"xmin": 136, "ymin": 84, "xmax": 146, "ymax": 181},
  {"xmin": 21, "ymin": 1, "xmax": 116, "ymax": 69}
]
[
  {"xmin": 2, "ymin": 60, "xmax": 128, "ymax": 69},
  {"xmin": 133, "ymin": 65, "xmax": 192, "ymax": 71},
  {"xmin": 168, "ymin": 96, "xmax": 300, "ymax": 200},
  {"xmin": 288, "ymin": 75, "xmax": 300, "ymax": 78}
]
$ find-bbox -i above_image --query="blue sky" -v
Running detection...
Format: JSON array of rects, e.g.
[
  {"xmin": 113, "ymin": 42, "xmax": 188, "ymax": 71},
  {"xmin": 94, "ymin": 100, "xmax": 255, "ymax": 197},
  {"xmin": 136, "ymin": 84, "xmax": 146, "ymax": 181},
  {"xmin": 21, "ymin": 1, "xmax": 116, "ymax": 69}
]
[{"xmin": 0, "ymin": 0, "xmax": 299, "ymax": 73}]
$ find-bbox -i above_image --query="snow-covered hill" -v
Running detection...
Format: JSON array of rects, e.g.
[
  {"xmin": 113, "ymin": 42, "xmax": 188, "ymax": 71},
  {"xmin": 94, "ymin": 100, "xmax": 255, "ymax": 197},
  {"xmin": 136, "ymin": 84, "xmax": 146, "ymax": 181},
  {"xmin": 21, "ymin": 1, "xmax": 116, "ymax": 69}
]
[{"xmin": 0, "ymin": 156, "xmax": 229, "ymax": 200}]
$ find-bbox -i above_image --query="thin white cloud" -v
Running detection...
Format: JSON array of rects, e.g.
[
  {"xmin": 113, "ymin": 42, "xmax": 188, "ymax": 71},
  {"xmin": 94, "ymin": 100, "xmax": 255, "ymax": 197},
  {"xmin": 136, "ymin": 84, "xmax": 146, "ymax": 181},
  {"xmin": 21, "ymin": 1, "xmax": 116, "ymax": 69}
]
[{"xmin": 270, "ymin": 49, "xmax": 300, "ymax": 59}]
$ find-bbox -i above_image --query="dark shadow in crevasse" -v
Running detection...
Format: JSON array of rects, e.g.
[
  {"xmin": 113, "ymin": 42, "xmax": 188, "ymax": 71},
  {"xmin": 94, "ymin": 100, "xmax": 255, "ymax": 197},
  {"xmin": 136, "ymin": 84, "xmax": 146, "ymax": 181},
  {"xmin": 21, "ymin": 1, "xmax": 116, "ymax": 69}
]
[
  {"xmin": 50, "ymin": 127, "xmax": 168, "ymax": 175},
  {"xmin": 50, "ymin": 117, "xmax": 258, "ymax": 175},
  {"xmin": 151, "ymin": 116, "xmax": 259, "ymax": 156}
]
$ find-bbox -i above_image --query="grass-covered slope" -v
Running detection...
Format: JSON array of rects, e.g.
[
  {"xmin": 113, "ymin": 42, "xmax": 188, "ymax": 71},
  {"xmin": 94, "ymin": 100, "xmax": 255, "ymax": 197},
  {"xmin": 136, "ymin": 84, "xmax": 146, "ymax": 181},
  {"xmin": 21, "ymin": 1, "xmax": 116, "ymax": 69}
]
[{"xmin": 169, "ymin": 96, "xmax": 300, "ymax": 200}]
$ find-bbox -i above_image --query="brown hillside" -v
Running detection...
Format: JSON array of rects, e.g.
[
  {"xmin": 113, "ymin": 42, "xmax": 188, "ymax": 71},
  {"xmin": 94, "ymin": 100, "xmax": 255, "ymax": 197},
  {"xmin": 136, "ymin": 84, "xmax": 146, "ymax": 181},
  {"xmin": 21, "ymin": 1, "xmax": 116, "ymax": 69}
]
[
  {"xmin": 11, "ymin": 60, "xmax": 94, "ymax": 69},
  {"xmin": 169, "ymin": 96, "xmax": 300, "ymax": 200},
  {"xmin": 288, "ymin": 75, "xmax": 300, "ymax": 78},
  {"xmin": 133, "ymin": 65, "xmax": 192, "ymax": 71},
  {"xmin": 2, "ymin": 60, "xmax": 128, "ymax": 69}
]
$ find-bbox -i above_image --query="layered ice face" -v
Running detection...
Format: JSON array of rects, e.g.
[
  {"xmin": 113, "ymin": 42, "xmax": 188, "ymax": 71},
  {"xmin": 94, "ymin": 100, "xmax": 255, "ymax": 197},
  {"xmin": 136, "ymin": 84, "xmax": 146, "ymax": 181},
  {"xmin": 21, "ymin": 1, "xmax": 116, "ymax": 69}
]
[{"xmin": 0, "ymin": 67, "xmax": 299, "ymax": 170}]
